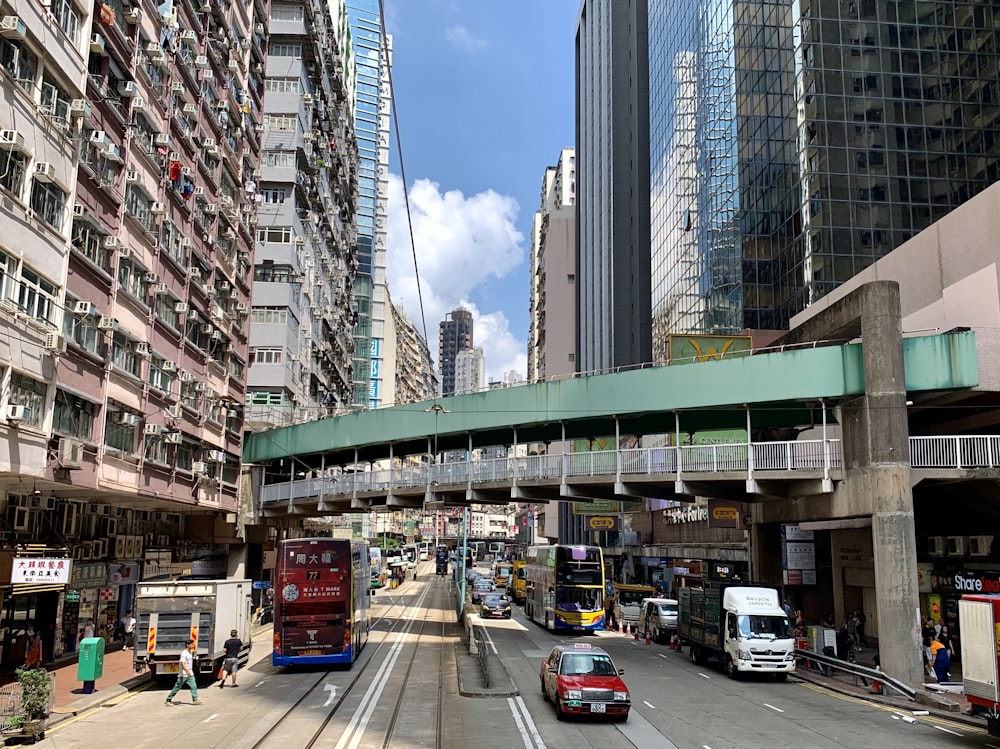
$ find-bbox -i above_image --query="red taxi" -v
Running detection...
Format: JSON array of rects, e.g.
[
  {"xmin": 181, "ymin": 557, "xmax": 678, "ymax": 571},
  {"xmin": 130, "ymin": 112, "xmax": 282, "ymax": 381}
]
[{"xmin": 539, "ymin": 643, "xmax": 630, "ymax": 721}]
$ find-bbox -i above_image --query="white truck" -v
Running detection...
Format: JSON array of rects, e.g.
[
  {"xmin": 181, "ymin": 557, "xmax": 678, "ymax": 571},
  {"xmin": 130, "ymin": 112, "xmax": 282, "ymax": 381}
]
[
  {"xmin": 133, "ymin": 579, "xmax": 254, "ymax": 682},
  {"xmin": 678, "ymin": 582, "xmax": 795, "ymax": 679}
]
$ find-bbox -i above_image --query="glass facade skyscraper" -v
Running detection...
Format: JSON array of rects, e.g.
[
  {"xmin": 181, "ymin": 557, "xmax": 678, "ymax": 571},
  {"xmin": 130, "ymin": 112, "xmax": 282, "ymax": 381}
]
[
  {"xmin": 347, "ymin": 0, "xmax": 391, "ymax": 409},
  {"xmin": 649, "ymin": 0, "xmax": 1000, "ymax": 354}
]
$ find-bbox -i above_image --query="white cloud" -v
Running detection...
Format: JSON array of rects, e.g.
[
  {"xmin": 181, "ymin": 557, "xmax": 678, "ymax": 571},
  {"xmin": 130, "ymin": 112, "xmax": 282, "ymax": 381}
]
[
  {"xmin": 444, "ymin": 25, "xmax": 488, "ymax": 52},
  {"xmin": 385, "ymin": 174, "xmax": 527, "ymax": 384}
]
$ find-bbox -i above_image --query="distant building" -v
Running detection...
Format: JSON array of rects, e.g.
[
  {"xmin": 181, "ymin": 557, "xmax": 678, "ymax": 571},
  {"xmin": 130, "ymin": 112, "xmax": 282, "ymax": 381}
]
[
  {"xmin": 438, "ymin": 307, "xmax": 473, "ymax": 396},
  {"xmin": 455, "ymin": 347, "xmax": 485, "ymax": 395},
  {"xmin": 390, "ymin": 300, "xmax": 438, "ymax": 405}
]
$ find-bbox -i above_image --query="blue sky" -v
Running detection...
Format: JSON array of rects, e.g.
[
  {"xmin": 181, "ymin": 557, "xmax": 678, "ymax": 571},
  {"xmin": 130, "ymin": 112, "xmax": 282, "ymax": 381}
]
[{"xmin": 382, "ymin": 0, "xmax": 578, "ymax": 382}]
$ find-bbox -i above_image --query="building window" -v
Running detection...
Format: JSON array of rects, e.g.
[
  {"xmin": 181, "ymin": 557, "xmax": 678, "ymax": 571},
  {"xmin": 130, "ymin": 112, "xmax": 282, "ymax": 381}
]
[
  {"xmin": 52, "ymin": 389, "xmax": 95, "ymax": 440},
  {"xmin": 180, "ymin": 379, "xmax": 200, "ymax": 410},
  {"xmin": 62, "ymin": 299, "xmax": 100, "ymax": 354},
  {"xmin": 175, "ymin": 440, "xmax": 194, "ymax": 471},
  {"xmin": 263, "ymin": 115, "xmax": 296, "ymax": 131},
  {"xmin": 40, "ymin": 76, "xmax": 71, "ymax": 132},
  {"xmin": 270, "ymin": 6, "xmax": 305, "ymax": 21},
  {"xmin": 71, "ymin": 220, "xmax": 111, "ymax": 272},
  {"xmin": 110, "ymin": 331, "xmax": 141, "ymax": 377},
  {"xmin": 50, "ymin": 0, "xmax": 82, "ymax": 44},
  {"xmin": 8, "ymin": 371, "xmax": 46, "ymax": 429},
  {"xmin": 0, "ymin": 149, "xmax": 26, "ymax": 198},
  {"xmin": 227, "ymin": 355, "xmax": 244, "ymax": 381},
  {"xmin": 149, "ymin": 356, "xmax": 176, "ymax": 394},
  {"xmin": 15, "ymin": 264, "xmax": 57, "ymax": 326},
  {"xmin": 251, "ymin": 307, "xmax": 289, "ymax": 325},
  {"xmin": 29, "ymin": 179, "xmax": 67, "ymax": 232},
  {"xmin": 264, "ymin": 78, "xmax": 300, "ymax": 94},
  {"xmin": 261, "ymin": 189, "xmax": 286, "ymax": 204},
  {"xmin": 256, "ymin": 226, "xmax": 293, "ymax": 244},
  {"xmin": 116, "ymin": 258, "xmax": 146, "ymax": 302},
  {"xmin": 144, "ymin": 434, "xmax": 168, "ymax": 465},
  {"xmin": 0, "ymin": 36, "xmax": 37, "ymax": 93},
  {"xmin": 268, "ymin": 43, "xmax": 301, "ymax": 58},
  {"xmin": 159, "ymin": 220, "xmax": 185, "ymax": 266},
  {"xmin": 248, "ymin": 390, "xmax": 284, "ymax": 406},
  {"xmin": 125, "ymin": 185, "xmax": 154, "ymax": 233},
  {"xmin": 104, "ymin": 403, "xmax": 138, "ymax": 453},
  {"xmin": 250, "ymin": 347, "xmax": 283, "ymax": 364},
  {"xmin": 153, "ymin": 293, "xmax": 180, "ymax": 330},
  {"xmin": 262, "ymin": 152, "xmax": 295, "ymax": 168},
  {"xmin": 253, "ymin": 264, "xmax": 294, "ymax": 283}
]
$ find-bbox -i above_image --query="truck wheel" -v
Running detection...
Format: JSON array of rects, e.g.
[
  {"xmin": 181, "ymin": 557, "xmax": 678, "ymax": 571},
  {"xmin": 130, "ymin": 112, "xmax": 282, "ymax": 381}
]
[
  {"xmin": 689, "ymin": 645, "xmax": 698, "ymax": 664},
  {"xmin": 726, "ymin": 656, "xmax": 740, "ymax": 680},
  {"xmin": 774, "ymin": 673, "xmax": 788, "ymax": 682}
]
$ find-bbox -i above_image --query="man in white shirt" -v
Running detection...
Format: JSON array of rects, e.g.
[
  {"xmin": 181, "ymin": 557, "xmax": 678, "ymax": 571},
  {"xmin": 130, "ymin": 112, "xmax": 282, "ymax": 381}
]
[
  {"xmin": 121, "ymin": 611, "xmax": 136, "ymax": 649},
  {"xmin": 164, "ymin": 639, "xmax": 200, "ymax": 705}
]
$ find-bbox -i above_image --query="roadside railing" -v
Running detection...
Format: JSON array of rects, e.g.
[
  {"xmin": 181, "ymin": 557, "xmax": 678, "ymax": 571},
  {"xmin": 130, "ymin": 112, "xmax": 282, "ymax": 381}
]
[
  {"xmin": 795, "ymin": 648, "xmax": 914, "ymax": 699},
  {"xmin": 472, "ymin": 626, "xmax": 490, "ymax": 688}
]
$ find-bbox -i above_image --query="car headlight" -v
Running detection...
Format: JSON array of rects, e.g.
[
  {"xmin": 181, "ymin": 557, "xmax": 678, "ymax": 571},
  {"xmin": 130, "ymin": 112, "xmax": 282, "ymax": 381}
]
[
  {"xmin": 785, "ymin": 652, "xmax": 795, "ymax": 661},
  {"xmin": 614, "ymin": 691, "xmax": 628, "ymax": 701},
  {"xmin": 564, "ymin": 690, "xmax": 582, "ymax": 700},
  {"xmin": 738, "ymin": 649, "xmax": 752, "ymax": 660}
]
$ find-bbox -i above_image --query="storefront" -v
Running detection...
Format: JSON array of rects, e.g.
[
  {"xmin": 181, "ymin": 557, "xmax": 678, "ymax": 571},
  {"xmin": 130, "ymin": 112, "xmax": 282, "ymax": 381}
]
[
  {"xmin": 64, "ymin": 562, "xmax": 109, "ymax": 653},
  {"xmin": 924, "ymin": 567, "xmax": 1000, "ymax": 662},
  {"xmin": 1, "ymin": 553, "xmax": 71, "ymax": 669}
]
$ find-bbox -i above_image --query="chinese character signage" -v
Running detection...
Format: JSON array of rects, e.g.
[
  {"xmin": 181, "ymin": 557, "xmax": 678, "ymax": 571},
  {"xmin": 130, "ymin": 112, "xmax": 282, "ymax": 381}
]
[{"xmin": 12, "ymin": 557, "xmax": 72, "ymax": 584}]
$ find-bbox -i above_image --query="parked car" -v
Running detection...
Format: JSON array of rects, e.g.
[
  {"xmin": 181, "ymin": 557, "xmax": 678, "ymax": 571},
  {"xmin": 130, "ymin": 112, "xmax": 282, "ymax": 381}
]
[
  {"xmin": 471, "ymin": 580, "xmax": 495, "ymax": 604},
  {"xmin": 481, "ymin": 594, "xmax": 512, "ymax": 619},
  {"xmin": 539, "ymin": 643, "xmax": 630, "ymax": 721},
  {"xmin": 638, "ymin": 597, "xmax": 678, "ymax": 643}
]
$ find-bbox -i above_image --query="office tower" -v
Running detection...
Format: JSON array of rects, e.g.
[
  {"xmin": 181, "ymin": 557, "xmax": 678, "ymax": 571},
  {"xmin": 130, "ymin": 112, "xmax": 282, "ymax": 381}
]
[
  {"xmin": 438, "ymin": 307, "xmax": 473, "ymax": 396},
  {"xmin": 347, "ymin": 1, "xmax": 392, "ymax": 410},
  {"xmin": 528, "ymin": 148, "xmax": 577, "ymax": 384},
  {"xmin": 455, "ymin": 347, "xmax": 485, "ymax": 395},
  {"xmin": 390, "ymin": 301, "xmax": 439, "ymax": 405},
  {"xmin": 575, "ymin": 0, "xmax": 652, "ymax": 375},
  {"xmin": 248, "ymin": 0, "xmax": 358, "ymax": 428},
  {"xmin": 648, "ymin": 0, "xmax": 1000, "ymax": 348}
]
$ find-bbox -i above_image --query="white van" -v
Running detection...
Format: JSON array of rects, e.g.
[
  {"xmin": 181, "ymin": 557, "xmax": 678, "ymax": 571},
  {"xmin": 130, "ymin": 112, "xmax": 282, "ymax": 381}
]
[{"xmin": 639, "ymin": 597, "xmax": 679, "ymax": 643}]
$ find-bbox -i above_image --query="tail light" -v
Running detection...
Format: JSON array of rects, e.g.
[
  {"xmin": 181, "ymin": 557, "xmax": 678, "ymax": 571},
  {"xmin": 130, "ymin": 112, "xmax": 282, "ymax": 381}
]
[
  {"xmin": 273, "ymin": 631, "xmax": 281, "ymax": 654},
  {"xmin": 343, "ymin": 624, "xmax": 352, "ymax": 647}
]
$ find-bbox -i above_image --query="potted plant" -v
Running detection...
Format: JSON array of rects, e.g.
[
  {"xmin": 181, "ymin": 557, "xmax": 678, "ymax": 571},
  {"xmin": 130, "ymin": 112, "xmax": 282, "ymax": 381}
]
[{"xmin": 15, "ymin": 667, "xmax": 50, "ymax": 738}]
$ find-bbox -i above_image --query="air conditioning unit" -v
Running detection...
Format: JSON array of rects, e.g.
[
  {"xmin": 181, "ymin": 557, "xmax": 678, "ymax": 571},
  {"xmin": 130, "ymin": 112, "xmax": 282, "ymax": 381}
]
[
  {"xmin": 116, "ymin": 412, "xmax": 141, "ymax": 427},
  {"xmin": 125, "ymin": 169, "xmax": 141, "ymax": 184},
  {"xmin": 166, "ymin": 404, "xmax": 183, "ymax": 418},
  {"xmin": 946, "ymin": 536, "xmax": 967, "ymax": 556},
  {"xmin": 969, "ymin": 535, "xmax": 993, "ymax": 558},
  {"xmin": 202, "ymin": 69, "xmax": 214, "ymax": 81},
  {"xmin": 97, "ymin": 316, "xmax": 118, "ymax": 330},
  {"xmin": 0, "ymin": 129, "xmax": 24, "ymax": 150},
  {"xmin": 189, "ymin": 267, "xmax": 202, "ymax": 279},
  {"xmin": 0, "ymin": 15, "xmax": 27, "ymax": 39},
  {"xmin": 219, "ymin": 194, "xmax": 232, "ymax": 208},
  {"xmin": 180, "ymin": 372, "xmax": 195, "ymax": 382},
  {"xmin": 125, "ymin": 6, "xmax": 141, "ymax": 23},
  {"xmin": 193, "ymin": 186, "xmax": 206, "ymax": 199},
  {"xmin": 174, "ymin": 302, "xmax": 189, "ymax": 314},
  {"xmin": 60, "ymin": 503, "xmax": 79, "ymax": 536},
  {"xmin": 103, "ymin": 235, "xmax": 120, "ymax": 250},
  {"xmin": 131, "ymin": 97, "xmax": 147, "ymax": 112},
  {"xmin": 154, "ymin": 133, "xmax": 171, "ymax": 146},
  {"xmin": 204, "ymin": 203, "xmax": 217, "ymax": 214},
  {"xmin": 58, "ymin": 437, "xmax": 84, "ymax": 469},
  {"xmin": 143, "ymin": 271, "xmax": 159, "ymax": 284},
  {"xmin": 201, "ymin": 283, "xmax": 215, "ymax": 296},
  {"xmin": 162, "ymin": 360, "xmax": 178, "ymax": 373},
  {"xmin": 44, "ymin": 332, "xmax": 66, "ymax": 352},
  {"xmin": 147, "ymin": 41, "xmax": 163, "ymax": 55},
  {"xmin": 118, "ymin": 81, "xmax": 137, "ymax": 97},
  {"xmin": 165, "ymin": 431, "xmax": 183, "ymax": 444},
  {"xmin": 143, "ymin": 423, "xmax": 162, "ymax": 436},
  {"xmin": 150, "ymin": 202, "xmax": 166, "ymax": 214},
  {"xmin": 69, "ymin": 99, "xmax": 90, "ymax": 118},
  {"xmin": 13, "ymin": 507, "xmax": 33, "ymax": 532},
  {"xmin": 133, "ymin": 341, "xmax": 151, "ymax": 356},
  {"xmin": 179, "ymin": 30, "xmax": 197, "ymax": 43},
  {"xmin": 194, "ymin": 55, "xmax": 209, "ymax": 70},
  {"xmin": 154, "ymin": 282, "xmax": 167, "ymax": 294},
  {"xmin": 182, "ymin": 103, "xmax": 198, "ymax": 117},
  {"xmin": 114, "ymin": 535, "xmax": 128, "ymax": 558},
  {"xmin": 294, "ymin": 237, "xmax": 305, "ymax": 246},
  {"xmin": 192, "ymin": 461, "xmax": 207, "ymax": 474},
  {"xmin": 73, "ymin": 301, "xmax": 95, "ymax": 315},
  {"xmin": 33, "ymin": 162, "xmax": 56, "ymax": 183},
  {"xmin": 5, "ymin": 404, "xmax": 29, "ymax": 424},
  {"xmin": 90, "ymin": 33, "xmax": 106, "ymax": 54}
]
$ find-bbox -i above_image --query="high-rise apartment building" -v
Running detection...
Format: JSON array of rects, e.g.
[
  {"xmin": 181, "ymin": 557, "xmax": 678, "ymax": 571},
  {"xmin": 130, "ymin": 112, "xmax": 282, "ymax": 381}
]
[
  {"xmin": 390, "ymin": 302, "xmax": 438, "ymax": 405},
  {"xmin": 438, "ymin": 307, "xmax": 473, "ymax": 396},
  {"xmin": 528, "ymin": 148, "xmax": 576, "ymax": 384},
  {"xmin": 454, "ymin": 347, "xmax": 485, "ymax": 395},
  {"xmin": 346, "ymin": 0, "xmax": 391, "ymax": 410},
  {"xmin": 575, "ymin": 0, "xmax": 651, "ymax": 374},
  {"xmin": 648, "ymin": 0, "xmax": 1000, "ymax": 349},
  {"xmin": 0, "ymin": 0, "xmax": 266, "ymax": 665},
  {"xmin": 247, "ymin": 0, "xmax": 358, "ymax": 428}
]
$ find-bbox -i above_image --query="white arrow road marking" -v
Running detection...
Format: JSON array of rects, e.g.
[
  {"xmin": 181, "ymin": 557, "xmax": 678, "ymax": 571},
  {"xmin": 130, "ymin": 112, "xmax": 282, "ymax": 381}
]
[
  {"xmin": 658, "ymin": 653, "xmax": 668, "ymax": 659},
  {"xmin": 254, "ymin": 681, "xmax": 265, "ymax": 688},
  {"xmin": 933, "ymin": 725, "xmax": 961, "ymax": 736},
  {"xmin": 323, "ymin": 683, "xmax": 337, "ymax": 707},
  {"xmin": 763, "ymin": 703, "xmax": 784, "ymax": 713},
  {"xmin": 203, "ymin": 713, "xmax": 219, "ymax": 723},
  {"xmin": 698, "ymin": 673, "xmax": 711, "ymax": 679},
  {"xmin": 643, "ymin": 701, "xmax": 656, "ymax": 709}
]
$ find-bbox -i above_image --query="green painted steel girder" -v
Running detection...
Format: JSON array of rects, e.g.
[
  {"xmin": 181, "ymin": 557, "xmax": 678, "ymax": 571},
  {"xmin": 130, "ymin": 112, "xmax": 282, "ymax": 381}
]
[{"xmin": 244, "ymin": 332, "xmax": 977, "ymax": 468}]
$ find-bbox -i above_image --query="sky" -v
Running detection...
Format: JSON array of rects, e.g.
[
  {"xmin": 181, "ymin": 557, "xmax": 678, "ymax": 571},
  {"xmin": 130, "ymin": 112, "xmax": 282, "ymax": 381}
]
[{"xmin": 381, "ymin": 0, "xmax": 578, "ymax": 385}]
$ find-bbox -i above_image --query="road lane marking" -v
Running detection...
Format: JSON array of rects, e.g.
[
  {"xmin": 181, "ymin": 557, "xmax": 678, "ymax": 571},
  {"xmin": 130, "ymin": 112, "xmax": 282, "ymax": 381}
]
[
  {"xmin": 933, "ymin": 725, "xmax": 961, "ymax": 736},
  {"xmin": 763, "ymin": 703, "xmax": 784, "ymax": 713},
  {"xmin": 255, "ymin": 680, "xmax": 265, "ymax": 688},
  {"xmin": 204, "ymin": 713, "xmax": 219, "ymax": 722},
  {"xmin": 658, "ymin": 654, "xmax": 668, "ymax": 659},
  {"xmin": 514, "ymin": 696, "xmax": 546, "ymax": 748},
  {"xmin": 643, "ymin": 700, "xmax": 656, "ymax": 709},
  {"xmin": 508, "ymin": 696, "xmax": 546, "ymax": 749},
  {"xmin": 698, "ymin": 673, "xmax": 711, "ymax": 679},
  {"xmin": 323, "ymin": 683, "xmax": 337, "ymax": 707}
]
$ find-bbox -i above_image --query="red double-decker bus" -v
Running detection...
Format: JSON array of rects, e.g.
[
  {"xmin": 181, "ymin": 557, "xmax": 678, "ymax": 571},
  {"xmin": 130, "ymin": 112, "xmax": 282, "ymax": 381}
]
[{"xmin": 272, "ymin": 538, "xmax": 370, "ymax": 667}]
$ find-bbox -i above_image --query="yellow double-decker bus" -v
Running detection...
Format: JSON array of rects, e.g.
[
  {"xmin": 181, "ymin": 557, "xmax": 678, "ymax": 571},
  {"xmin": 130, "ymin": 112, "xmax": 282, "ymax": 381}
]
[
  {"xmin": 524, "ymin": 545, "xmax": 605, "ymax": 631},
  {"xmin": 511, "ymin": 560, "xmax": 526, "ymax": 603}
]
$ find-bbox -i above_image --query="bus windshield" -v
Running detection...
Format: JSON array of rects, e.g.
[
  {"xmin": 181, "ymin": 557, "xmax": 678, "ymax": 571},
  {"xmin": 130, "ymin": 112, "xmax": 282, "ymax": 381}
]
[{"xmin": 555, "ymin": 587, "xmax": 602, "ymax": 612}]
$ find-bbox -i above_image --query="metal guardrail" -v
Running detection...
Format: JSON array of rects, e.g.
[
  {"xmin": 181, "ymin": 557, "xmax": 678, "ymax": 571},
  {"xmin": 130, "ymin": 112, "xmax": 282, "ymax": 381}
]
[
  {"xmin": 795, "ymin": 648, "xmax": 914, "ymax": 699},
  {"xmin": 472, "ymin": 627, "xmax": 490, "ymax": 688}
]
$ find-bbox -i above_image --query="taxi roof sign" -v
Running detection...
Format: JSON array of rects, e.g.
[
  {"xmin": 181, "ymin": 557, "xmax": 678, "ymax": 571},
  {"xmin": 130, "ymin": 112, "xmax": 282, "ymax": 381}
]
[{"xmin": 573, "ymin": 643, "xmax": 593, "ymax": 649}]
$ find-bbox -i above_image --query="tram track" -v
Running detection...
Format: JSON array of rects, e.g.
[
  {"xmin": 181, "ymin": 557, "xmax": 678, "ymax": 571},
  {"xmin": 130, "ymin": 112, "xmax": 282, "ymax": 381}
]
[{"xmin": 249, "ymin": 568, "xmax": 451, "ymax": 749}]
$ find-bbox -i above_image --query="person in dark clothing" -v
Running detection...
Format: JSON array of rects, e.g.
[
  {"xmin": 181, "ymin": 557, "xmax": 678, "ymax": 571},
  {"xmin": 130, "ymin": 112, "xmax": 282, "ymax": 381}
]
[
  {"xmin": 856, "ymin": 609, "xmax": 867, "ymax": 648},
  {"xmin": 922, "ymin": 617, "xmax": 937, "ymax": 678},
  {"xmin": 219, "ymin": 629, "xmax": 243, "ymax": 688}
]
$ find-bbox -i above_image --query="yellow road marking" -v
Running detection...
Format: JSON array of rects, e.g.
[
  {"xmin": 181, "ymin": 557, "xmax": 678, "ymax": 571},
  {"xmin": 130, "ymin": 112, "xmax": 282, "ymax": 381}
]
[
  {"xmin": 47, "ymin": 682, "xmax": 153, "ymax": 733},
  {"xmin": 799, "ymin": 682, "xmax": 986, "ymax": 735}
]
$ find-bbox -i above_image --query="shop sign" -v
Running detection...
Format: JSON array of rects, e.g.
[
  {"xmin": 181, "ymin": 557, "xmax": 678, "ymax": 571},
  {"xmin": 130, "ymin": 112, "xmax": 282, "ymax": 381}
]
[
  {"xmin": 65, "ymin": 590, "xmax": 81, "ymax": 602},
  {"xmin": 573, "ymin": 499, "xmax": 619, "ymax": 515},
  {"xmin": 708, "ymin": 499, "xmax": 743, "ymax": 529},
  {"xmin": 784, "ymin": 542, "xmax": 816, "ymax": 571},
  {"xmin": 11, "ymin": 557, "xmax": 72, "ymax": 584},
  {"xmin": 108, "ymin": 563, "xmax": 140, "ymax": 585},
  {"xmin": 782, "ymin": 524, "xmax": 814, "ymax": 541},
  {"xmin": 668, "ymin": 334, "xmax": 752, "ymax": 365},
  {"xmin": 711, "ymin": 562, "xmax": 740, "ymax": 580},
  {"xmin": 70, "ymin": 562, "xmax": 107, "ymax": 588},
  {"xmin": 784, "ymin": 569, "xmax": 817, "ymax": 585},
  {"xmin": 663, "ymin": 506, "xmax": 709, "ymax": 524},
  {"xmin": 587, "ymin": 516, "xmax": 618, "ymax": 532},
  {"xmin": 192, "ymin": 558, "xmax": 227, "ymax": 577},
  {"xmin": 952, "ymin": 571, "xmax": 1000, "ymax": 594}
]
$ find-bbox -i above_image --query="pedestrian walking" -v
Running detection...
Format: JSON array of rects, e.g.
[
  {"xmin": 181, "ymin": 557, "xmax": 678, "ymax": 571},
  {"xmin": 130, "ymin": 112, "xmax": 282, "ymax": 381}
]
[
  {"xmin": 929, "ymin": 631, "xmax": 951, "ymax": 683},
  {"xmin": 219, "ymin": 629, "xmax": 243, "ymax": 688},
  {"xmin": 165, "ymin": 639, "xmax": 200, "ymax": 705},
  {"xmin": 121, "ymin": 610, "xmax": 136, "ymax": 650}
]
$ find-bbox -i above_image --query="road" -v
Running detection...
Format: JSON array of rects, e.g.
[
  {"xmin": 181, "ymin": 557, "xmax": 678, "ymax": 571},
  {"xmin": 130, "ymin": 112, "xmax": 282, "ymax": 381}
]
[{"xmin": 44, "ymin": 564, "xmax": 993, "ymax": 749}]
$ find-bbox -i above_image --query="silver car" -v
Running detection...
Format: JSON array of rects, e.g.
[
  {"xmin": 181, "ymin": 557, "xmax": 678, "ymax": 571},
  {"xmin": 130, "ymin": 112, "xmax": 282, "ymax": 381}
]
[{"xmin": 639, "ymin": 598, "xmax": 678, "ymax": 644}]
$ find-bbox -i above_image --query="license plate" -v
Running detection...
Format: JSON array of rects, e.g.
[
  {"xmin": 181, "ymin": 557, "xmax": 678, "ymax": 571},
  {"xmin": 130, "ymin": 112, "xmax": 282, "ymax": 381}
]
[
  {"xmin": 590, "ymin": 703, "xmax": 606, "ymax": 713},
  {"xmin": 162, "ymin": 663, "xmax": 179, "ymax": 674},
  {"xmin": 566, "ymin": 700, "xmax": 582, "ymax": 707},
  {"xmin": 301, "ymin": 649, "xmax": 323, "ymax": 656}
]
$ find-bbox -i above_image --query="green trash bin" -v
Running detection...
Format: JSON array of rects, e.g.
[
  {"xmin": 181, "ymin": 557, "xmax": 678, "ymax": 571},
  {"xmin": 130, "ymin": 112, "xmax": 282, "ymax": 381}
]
[{"xmin": 77, "ymin": 637, "xmax": 105, "ymax": 692}]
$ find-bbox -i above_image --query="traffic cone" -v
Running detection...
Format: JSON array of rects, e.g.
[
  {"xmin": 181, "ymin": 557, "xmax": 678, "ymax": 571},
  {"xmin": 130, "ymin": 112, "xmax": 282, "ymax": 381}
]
[
  {"xmin": 634, "ymin": 627, "xmax": 639, "ymax": 641},
  {"xmin": 645, "ymin": 631, "xmax": 651, "ymax": 645},
  {"xmin": 669, "ymin": 636, "xmax": 676, "ymax": 651},
  {"xmin": 869, "ymin": 678, "xmax": 883, "ymax": 695}
]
